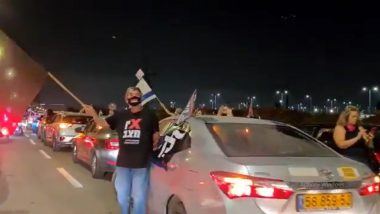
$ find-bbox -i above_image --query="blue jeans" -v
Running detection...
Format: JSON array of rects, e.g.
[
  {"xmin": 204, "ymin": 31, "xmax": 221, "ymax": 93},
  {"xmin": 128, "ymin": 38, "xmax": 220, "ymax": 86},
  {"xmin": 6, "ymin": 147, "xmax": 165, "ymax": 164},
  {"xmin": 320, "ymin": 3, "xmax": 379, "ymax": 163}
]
[{"xmin": 115, "ymin": 167, "xmax": 150, "ymax": 214}]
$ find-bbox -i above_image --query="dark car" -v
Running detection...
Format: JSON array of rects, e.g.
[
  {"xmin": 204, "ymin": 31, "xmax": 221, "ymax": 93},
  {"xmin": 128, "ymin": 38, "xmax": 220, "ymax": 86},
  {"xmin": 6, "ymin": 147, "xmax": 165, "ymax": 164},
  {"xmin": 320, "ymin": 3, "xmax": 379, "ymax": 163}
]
[
  {"xmin": 300, "ymin": 124, "xmax": 380, "ymax": 173},
  {"xmin": 72, "ymin": 120, "xmax": 119, "ymax": 178}
]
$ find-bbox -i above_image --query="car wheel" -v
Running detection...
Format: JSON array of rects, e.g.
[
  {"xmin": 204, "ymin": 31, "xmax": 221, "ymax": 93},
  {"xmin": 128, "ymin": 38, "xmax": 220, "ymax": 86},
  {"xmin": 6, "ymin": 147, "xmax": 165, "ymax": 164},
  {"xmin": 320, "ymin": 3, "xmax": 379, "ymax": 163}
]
[
  {"xmin": 72, "ymin": 144, "xmax": 79, "ymax": 163},
  {"xmin": 52, "ymin": 137, "xmax": 60, "ymax": 152},
  {"xmin": 167, "ymin": 197, "xmax": 187, "ymax": 214},
  {"xmin": 91, "ymin": 154, "xmax": 103, "ymax": 179}
]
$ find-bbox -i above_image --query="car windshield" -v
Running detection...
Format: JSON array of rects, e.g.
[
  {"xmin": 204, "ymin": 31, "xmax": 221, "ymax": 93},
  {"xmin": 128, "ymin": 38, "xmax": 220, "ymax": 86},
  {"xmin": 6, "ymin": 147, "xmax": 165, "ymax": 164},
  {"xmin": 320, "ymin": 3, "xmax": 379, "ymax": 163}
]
[
  {"xmin": 207, "ymin": 123, "xmax": 337, "ymax": 157},
  {"xmin": 63, "ymin": 116, "xmax": 92, "ymax": 124}
]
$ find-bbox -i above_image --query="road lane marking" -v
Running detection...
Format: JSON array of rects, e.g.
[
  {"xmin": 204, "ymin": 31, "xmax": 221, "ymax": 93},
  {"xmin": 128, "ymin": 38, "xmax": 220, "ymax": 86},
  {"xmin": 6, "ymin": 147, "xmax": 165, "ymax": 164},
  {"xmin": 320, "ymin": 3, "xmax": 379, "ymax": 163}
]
[
  {"xmin": 29, "ymin": 139, "xmax": 36, "ymax": 145},
  {"xmin": 39, "ymin": 150, "xmax": 52, "ymax": 159},
  {"xmin": 56, "ymin": 168, "xmax": 84, "ymax": 188}
]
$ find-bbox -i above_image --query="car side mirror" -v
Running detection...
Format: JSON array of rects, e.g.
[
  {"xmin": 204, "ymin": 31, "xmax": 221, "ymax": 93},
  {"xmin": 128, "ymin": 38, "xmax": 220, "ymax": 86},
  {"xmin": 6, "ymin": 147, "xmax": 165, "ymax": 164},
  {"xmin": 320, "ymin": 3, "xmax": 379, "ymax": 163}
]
[{"xmin": 75, "ymin": 127, "xmax": 84, "ymax": 133}]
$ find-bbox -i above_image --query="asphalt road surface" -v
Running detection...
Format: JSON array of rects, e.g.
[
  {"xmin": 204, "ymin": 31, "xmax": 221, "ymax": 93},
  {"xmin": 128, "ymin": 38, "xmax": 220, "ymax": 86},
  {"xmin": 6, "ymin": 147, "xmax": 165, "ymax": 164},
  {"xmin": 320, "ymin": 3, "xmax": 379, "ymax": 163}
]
[{"xmin": 0, "ymin": 132, "xmax": 119, "ymax": 214}]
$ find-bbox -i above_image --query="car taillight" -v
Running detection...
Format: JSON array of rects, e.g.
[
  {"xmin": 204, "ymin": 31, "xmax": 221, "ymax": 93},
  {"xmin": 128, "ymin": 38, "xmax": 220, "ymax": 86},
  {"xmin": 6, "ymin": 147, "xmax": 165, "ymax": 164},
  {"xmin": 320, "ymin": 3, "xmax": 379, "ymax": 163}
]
[
  {"xmin": 105, "ymin": 138, "xmax": 119, "ymax": 150},
  {"xmin": 59, "ymin": 123, "xmax": 72, "ymax": 129},
  {"xmin": 374, "ymin": 153, "xmax": 380, "ymax": 164},
  {"xmin": 1, "ymin": 127, "xmax": 9, "ymax": 136},
  {"xmin": 210, "ymin": 171, "xmax": 294, "ymax": 199},
  {"xmin": 359, "ymin": 175, "xmax": 380, "ymax": 196}
]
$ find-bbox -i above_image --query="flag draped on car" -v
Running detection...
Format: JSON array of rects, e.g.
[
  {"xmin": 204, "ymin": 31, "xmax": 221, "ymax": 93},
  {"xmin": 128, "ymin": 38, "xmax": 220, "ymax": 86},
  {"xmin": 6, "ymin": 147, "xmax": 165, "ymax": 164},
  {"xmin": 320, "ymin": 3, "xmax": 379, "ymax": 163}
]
[
  {"xmin": 152, "ymin": 90, "xmax": 197, "ymax": 170},
  {"xmin": 0, "ymin": 30, "xmax": 47, "ymax": 128}
]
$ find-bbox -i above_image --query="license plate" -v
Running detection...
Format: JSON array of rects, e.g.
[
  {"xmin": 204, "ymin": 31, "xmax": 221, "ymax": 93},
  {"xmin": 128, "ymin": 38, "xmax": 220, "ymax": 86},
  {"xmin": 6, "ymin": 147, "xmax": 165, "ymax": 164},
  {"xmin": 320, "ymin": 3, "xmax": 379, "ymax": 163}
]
[{"xmin": 296, "ymin": 193, "xmax": 352, "ymax": 212}]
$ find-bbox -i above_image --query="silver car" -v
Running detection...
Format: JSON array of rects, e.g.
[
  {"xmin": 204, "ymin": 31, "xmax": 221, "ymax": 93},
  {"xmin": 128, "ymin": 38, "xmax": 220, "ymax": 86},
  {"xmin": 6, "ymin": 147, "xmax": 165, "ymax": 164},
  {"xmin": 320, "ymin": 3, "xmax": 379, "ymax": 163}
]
[
  {"xmin": 72, "ymin": 120, "xmax": 119, "ymax": 178},
  {"xmin": 149, "ymin": 116, "xmax": 380, "ymax": 214},
  {"xmin": 44, "ymin": 112, "xmax": 92, "ymax": 151}
]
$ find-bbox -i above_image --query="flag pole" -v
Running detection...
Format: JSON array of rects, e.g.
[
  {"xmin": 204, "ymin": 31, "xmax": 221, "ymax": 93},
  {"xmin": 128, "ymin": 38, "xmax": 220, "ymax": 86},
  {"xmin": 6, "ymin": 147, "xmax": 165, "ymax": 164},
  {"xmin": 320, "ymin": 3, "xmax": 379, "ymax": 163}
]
[
  {"xmin": 155, "ymin": 97, "xmax": 174, "ymax": 116},
  {"xmin": 47, "ymin": 72, "xmax": 85, "ymax": 107}
]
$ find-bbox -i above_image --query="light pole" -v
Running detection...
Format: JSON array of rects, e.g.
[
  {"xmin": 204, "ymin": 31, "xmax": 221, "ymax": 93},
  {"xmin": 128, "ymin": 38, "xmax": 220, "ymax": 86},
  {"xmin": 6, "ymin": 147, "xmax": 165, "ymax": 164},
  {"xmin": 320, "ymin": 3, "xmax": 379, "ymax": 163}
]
[
  {"xmin": 170, "ymin": 101, "xmax": 176, "ymax": 108},
  {"xmin": 276, "ymin": 90, "xmax": 288, "ymax": 108},
  {"xmin": 209, "ymin": 99, "xmax": 214, "ymax": 109},
  {"xmin": 327, "ymin": 99, "xmax": 333, "ymax": 109},
  {"xmin": 305, "ymin": 95, "xmax": 313, "ymax": 112},
  {"xmin": 362, "ymin": 86, "xmax": 379, "ymax": 113},
  {"xmin": 247, "ymin": 96, "xmax": 256, "ymax": 107},
  {"xmin": 211, "ymin": 93, "xmax": 221, "ymax": 110}
]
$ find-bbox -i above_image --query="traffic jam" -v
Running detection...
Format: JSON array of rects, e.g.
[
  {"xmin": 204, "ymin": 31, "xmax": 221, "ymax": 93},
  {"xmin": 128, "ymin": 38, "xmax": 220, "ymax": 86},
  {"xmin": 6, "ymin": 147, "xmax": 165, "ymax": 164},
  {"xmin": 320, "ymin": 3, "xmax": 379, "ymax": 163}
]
[{"xmin": 1, "ymin": 99, "xmax": 379, "ymax": 213}]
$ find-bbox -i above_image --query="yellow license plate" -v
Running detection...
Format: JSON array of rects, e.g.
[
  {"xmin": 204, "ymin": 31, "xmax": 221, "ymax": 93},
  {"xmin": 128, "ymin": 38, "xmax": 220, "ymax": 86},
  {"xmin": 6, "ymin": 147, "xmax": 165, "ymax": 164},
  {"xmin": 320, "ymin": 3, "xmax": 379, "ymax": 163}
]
[{"xmin": 296, "ymin": 193, "xmax": 352, "ymax": 211}]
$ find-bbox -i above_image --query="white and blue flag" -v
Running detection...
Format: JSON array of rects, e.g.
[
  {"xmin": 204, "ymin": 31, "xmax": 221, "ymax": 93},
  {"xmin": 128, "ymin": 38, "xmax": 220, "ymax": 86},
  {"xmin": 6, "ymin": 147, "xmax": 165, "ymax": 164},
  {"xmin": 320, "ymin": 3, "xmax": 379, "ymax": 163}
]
[{"xmin": 136, "ymin": 78, "xmax": 157, "ymax": 106}]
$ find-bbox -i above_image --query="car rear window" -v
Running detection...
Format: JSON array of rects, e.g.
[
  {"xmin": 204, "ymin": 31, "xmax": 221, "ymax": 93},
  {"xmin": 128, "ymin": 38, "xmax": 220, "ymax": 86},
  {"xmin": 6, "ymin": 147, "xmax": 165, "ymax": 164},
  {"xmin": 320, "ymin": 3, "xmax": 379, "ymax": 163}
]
[
  {"xmin": 207, "ymin": 123, "xmax": 336, "ymax": 157},
  {"xmin": 63, "ymin": 116, "xmax": 91, "ymax": 124}
]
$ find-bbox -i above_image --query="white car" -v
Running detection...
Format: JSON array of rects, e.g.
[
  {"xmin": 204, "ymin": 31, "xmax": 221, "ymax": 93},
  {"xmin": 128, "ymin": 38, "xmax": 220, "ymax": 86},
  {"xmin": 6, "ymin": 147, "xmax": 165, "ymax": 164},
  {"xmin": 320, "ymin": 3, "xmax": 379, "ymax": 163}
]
[{"xmin": 148, "ymin": 116, "xmax": 380, "ymax": 214}]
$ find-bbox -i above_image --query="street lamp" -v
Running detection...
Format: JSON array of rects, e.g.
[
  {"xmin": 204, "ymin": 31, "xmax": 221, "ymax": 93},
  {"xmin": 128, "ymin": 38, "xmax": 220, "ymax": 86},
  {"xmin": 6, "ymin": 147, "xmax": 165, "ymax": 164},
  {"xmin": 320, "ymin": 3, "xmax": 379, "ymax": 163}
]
[
  {"xmin": 362, "ymin": 86, "xmax": 379, "ymax": 113},
  {"xmin": 247, "ymin": 96, "xmax": 256, "ymax": 106},
  {"xmin": 211, "ymin": 93, "xmax": 221, "ymax": 110},
  {"xmin": 327, "ymin": 98, "xmax": 334, "ymax": 110},
  {"xmin": 276, "ymin": 90, "xmax": 288, "ymax": 108},
  {"xmin": 305, "ymin": 94, "xmax": 313, "ymax": 112},
  {"xmin": 170, "ymin": 101, "xmax": 176, "ymax": 108}
]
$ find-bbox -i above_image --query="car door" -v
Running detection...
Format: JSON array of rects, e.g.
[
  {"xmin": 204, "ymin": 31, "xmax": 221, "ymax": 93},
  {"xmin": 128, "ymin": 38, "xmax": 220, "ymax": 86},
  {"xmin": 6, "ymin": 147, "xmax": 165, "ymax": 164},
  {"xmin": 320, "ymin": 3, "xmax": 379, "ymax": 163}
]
[
  {"xmin": 83, "ymin": 123, "xmax": 100, "ymax": 162},
  {"xmin": 78, "ymin": 122, "xmax": 95, "ymax": 163},
  {"xmin": 45, "ymin": 114, "xmax": 60, "ymax": 143},
  {"xmin": 76, "ymin": 121, "xmax": 93, "ymax": 161},
  {"xmin": 150, "ymin": 120, "xmax": 191, "ymax": 212}
]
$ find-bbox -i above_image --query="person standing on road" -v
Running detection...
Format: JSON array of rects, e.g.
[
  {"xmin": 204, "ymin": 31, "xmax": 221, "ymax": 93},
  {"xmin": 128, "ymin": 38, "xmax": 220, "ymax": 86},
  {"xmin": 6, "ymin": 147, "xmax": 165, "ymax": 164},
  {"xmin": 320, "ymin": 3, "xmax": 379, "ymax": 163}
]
[
  {"xmin": 84, "ymin": 87, "xmax": 160, "ymax": 214},
  {"xmin": 333, "ymin": 106, "xmax": 374, "ymax": 166}
]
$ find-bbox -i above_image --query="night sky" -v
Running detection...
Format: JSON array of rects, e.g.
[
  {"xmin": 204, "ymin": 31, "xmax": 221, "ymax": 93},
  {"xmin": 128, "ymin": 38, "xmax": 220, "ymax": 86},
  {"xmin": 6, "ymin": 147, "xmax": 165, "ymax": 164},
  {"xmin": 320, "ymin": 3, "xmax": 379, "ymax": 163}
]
[{"xmin": 1, "ymin": 0, "xmax": 380, "ymax": 109}]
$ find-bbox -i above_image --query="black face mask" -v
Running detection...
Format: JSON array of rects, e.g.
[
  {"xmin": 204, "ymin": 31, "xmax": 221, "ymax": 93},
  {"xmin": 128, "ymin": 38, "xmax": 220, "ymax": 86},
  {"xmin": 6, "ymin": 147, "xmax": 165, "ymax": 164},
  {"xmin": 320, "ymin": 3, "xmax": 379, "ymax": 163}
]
[
  {"xmin": 127, "ymin": 96, "xmax": 142, "ymax": 106},
  {"xmin": 221, "ymin": 113, "xmax": 227, "ymax": 116}
]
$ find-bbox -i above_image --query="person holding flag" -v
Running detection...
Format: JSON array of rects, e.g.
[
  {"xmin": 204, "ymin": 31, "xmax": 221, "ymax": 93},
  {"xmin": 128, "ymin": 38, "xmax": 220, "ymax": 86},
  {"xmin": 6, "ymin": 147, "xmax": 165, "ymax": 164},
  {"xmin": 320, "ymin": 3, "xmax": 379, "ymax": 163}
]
[{"xmin": 83, "ymin": 86, "xmax": 160, "ymax": 214}]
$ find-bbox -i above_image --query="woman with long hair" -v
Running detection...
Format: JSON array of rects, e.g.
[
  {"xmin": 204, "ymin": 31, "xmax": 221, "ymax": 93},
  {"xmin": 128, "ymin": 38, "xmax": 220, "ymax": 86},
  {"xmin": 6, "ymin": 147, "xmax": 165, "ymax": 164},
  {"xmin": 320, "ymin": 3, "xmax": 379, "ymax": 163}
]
[{"xmin": 333, "ymin": 106, "xmax": 374, "ymax": 165}]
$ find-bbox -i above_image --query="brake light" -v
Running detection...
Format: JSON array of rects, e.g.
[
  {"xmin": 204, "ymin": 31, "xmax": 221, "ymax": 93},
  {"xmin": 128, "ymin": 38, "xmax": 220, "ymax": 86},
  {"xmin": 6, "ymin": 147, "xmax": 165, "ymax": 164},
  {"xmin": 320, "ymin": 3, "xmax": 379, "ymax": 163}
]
[
  {"xmin": 59, "ymin": 123, "xmax": 72, "ymax": 129},
  {"xmin": 105, "ymin": 138, "xmax": 119, "ymax": 150},
  {"xmin": 374, "ymin": 153, "xmax": 380, "ymax": 164},
  {"xmin": 3, "ymin": 114, "xmax": 8, "ymax": 122},
  {"xmin": 359, "ymin": 175, "xmax": 380, "ymax": 196},
  {"xmin": 210, "ymin": 171, "xmax": 293, "ymax": 199},
  {"xmin": 1, "ymin": 127, "xmax": 9, "ymax": 136}
]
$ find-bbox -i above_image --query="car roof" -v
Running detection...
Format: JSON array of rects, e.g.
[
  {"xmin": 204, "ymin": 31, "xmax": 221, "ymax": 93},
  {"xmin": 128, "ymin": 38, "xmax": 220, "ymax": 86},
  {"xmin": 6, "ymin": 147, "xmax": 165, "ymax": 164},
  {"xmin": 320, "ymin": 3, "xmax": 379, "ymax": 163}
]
[
  {"xmin": 160, "ymin": 115, "xmax": 284, "ymax": 126},
  {"xmin": 54, "ymin": 111, "xmax": 91, "ymax": 117}
]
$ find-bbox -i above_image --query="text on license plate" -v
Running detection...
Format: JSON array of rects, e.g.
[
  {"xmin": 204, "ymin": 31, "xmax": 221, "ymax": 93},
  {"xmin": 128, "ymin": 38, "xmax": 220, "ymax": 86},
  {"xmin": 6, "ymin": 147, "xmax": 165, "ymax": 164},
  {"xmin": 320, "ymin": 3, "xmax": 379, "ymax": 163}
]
[{"xmin": 296, "ymin": 193, "xmax": 352, "ymax": 212}]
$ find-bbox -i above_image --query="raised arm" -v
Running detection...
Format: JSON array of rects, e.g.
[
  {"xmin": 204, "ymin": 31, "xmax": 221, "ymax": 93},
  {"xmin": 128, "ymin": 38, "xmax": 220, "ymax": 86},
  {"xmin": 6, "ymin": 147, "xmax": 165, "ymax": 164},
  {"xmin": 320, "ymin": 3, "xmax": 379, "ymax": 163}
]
[
  {"xmin": 83, "ymin": 105, "xmax": 111, "ymax": 129},
  {"xmin": 333, "ymin": 125, "xmax": 363, "ymax": 149}
]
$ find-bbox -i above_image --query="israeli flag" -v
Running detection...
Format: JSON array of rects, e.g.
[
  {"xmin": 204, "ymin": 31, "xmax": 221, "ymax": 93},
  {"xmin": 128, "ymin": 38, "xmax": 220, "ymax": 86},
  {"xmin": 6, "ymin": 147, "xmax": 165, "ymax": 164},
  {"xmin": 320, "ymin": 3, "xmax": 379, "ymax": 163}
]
[{"xmin": 136, "ymin": 78, "xmax": 157, "ymax": 106}]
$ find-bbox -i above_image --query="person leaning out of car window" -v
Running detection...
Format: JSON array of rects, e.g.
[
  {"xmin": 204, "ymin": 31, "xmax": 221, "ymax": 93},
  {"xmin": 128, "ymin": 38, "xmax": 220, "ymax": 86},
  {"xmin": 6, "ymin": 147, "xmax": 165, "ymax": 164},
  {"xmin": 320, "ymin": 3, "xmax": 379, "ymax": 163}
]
[{"xmin": 333, "ymin": 106, "xmax": 374, "ymax": 166}]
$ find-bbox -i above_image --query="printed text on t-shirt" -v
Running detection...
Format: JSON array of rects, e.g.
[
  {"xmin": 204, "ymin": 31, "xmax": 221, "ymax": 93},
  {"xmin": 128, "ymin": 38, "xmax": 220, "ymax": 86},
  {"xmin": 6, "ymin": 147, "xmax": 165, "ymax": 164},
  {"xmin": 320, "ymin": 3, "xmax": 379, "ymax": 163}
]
[{"xmin": 122, "ymin": 119, "xmax": 142, "ymax": 144}]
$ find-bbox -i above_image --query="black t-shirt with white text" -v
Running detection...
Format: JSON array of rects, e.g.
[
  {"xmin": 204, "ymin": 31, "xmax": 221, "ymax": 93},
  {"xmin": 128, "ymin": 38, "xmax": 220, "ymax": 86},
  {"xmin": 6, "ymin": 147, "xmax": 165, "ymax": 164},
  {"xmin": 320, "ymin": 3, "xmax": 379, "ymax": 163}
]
[{"xmin": 106, "ymin": 108, "xmax": 159, "ymax": 168}]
